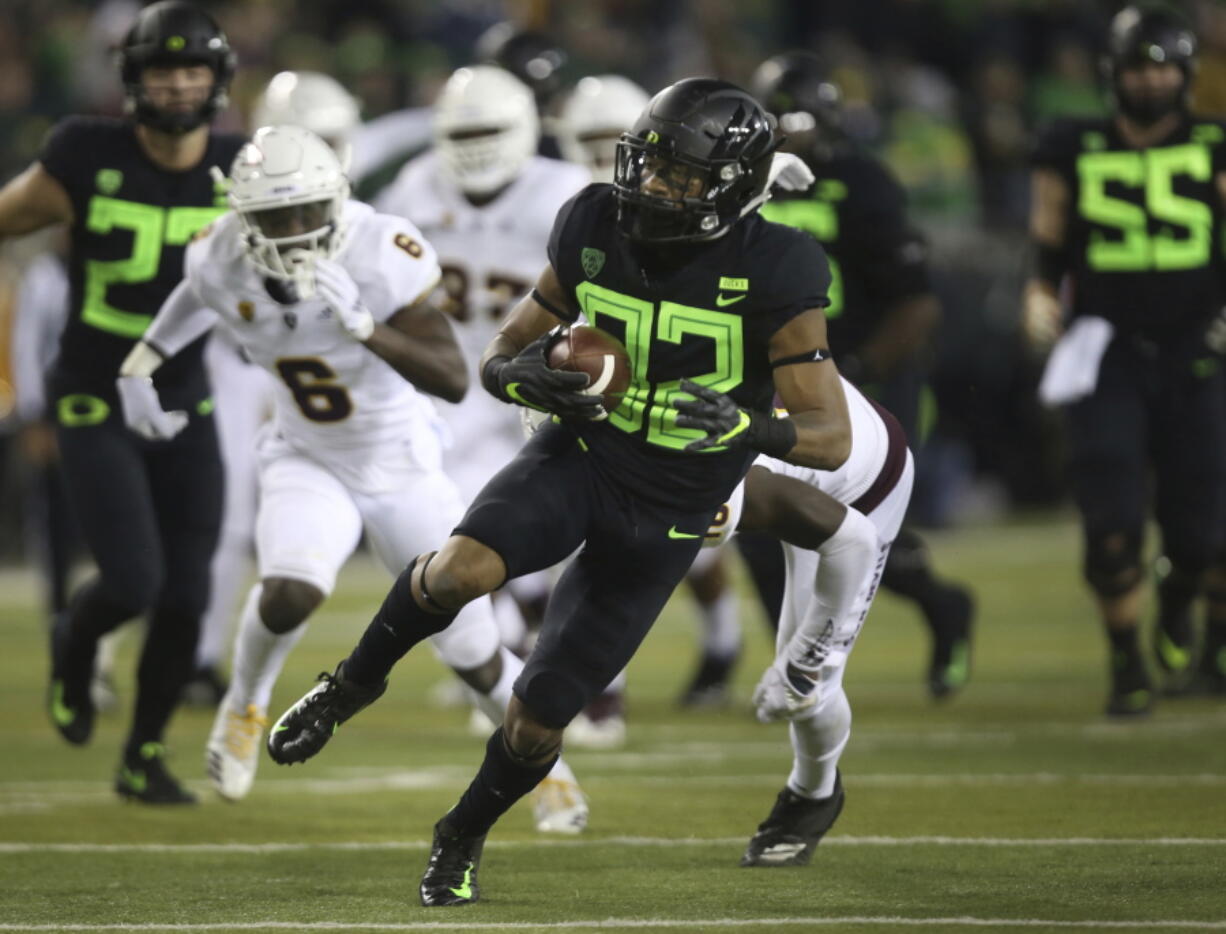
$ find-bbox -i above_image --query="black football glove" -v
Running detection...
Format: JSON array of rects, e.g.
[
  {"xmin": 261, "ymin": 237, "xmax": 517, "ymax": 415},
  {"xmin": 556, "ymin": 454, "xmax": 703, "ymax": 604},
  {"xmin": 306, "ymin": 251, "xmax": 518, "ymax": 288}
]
[
  {"xmin": 485, "ymin": 331, "xmax": 605, "ymax": 420},
  {"xmin": 673, "ymin": 379, "xmax": 797, "ymax": 457}
]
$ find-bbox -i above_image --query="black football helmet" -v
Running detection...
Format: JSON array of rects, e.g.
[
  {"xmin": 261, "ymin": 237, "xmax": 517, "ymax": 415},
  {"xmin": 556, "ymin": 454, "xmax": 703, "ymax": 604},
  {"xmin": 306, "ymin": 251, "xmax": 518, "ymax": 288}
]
[
  {"xmin": 751, "ymin": 51, "xmax": 843, "ymax": 141},
  {"xmin": 118, "ymin": 0, "xmax": 236, "ymax": 134},
  {"xmin": 613, "ymin": 78, "xmax": 780, "ymax": 244},
  {"xmin": 1103, "ymin": 3, "xmax": 1197, "ymax": 125},
  {"xmin": 476, "ymin": 23, "xmax": 567, "ymax": 108}
]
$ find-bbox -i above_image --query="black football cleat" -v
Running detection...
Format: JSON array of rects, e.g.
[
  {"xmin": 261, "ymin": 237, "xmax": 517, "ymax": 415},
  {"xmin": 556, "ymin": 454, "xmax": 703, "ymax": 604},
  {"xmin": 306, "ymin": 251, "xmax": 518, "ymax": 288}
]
[
  {"xmin": 677, "ymin": 650, "xmax": 739, "ymax": 708},
  {"xmin": 1106, "ymin": 647, "xmax": 1154, "ymax": 718},
  {"xmin": 420, "ymin": 818, "xmax": 486, "ymax": 906},
  {"xmin": 266, "ymin": 662, "xmax": 387, "ymax": 765},
  {"xmin": 927, "ymin": 585, "xmax": 974, "ymax": 700},
  {"xmin": 741, "ymin": 774, "xmax": 845, "ymax": 867},
  {"xmin": 47, "ymin": 612, "xmax": 96, "ymax": 746},
  {"xmin": 115, "ymin": 743, "xmax": 197, "ymax": 805}
]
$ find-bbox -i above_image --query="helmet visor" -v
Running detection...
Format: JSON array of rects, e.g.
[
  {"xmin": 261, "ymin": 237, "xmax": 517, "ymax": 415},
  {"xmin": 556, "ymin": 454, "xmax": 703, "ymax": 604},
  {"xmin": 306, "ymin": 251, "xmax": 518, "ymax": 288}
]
[{"xmin": 615, "ymin": 144, "xmax": 710, "ymax": 205}]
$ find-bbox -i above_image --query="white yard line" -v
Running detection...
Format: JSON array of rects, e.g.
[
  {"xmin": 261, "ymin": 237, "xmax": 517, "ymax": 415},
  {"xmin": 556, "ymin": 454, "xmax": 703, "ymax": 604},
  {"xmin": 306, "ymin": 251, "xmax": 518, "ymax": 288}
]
[
  {"xmin": 0, "ymin": 916, "xmax": 1224, "ymax": 931},
  {"xmin": 1, "ymin": 835, "xmax": 1224, "ymax": 854}
]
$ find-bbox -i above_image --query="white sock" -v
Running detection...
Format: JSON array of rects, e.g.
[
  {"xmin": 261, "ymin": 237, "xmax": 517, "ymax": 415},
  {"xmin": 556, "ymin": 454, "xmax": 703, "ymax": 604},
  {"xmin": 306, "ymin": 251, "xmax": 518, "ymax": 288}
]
[
  {"xmin": 700, "ymin": 589, "xmax": 741, "ymax": 658},
  {"xmin": 229, "ymin": 584, "xmax": 306, "ymax": 711},
  {"xmin": 197, "ymin": 529, "xmax": 252, "ymax": 669},
  {"xmin": 491, "ymin": 593, "xmax": 527, "ymax": 654},
  {"xmin": 786, "ymin": 686, "xmax": 851, "ymax": 800},
  {"xmin": 471, "ymin": 645, "xmax": 520, "ymax": 727}
]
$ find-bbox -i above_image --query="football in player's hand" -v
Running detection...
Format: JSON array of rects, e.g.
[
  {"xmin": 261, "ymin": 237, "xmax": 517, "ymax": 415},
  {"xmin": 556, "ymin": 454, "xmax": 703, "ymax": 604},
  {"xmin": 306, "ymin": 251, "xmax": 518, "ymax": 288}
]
[{"xmin": 547, "ymin": 325, "xmax": 631, "ymax": 413}]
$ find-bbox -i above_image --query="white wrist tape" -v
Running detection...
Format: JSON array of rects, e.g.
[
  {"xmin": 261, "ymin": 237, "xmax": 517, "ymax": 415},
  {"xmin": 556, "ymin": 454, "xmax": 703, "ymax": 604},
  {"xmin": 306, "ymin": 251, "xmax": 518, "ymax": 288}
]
[{"xmin": 119, "ymin": 340, "xmax": 165, "ymax": 379}]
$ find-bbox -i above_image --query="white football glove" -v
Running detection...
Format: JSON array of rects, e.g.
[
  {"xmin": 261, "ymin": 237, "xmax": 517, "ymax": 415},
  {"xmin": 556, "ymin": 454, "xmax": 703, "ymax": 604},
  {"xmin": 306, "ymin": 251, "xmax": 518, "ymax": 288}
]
[
  {"xmin": 314, "ymin": 257, "xmax": 374, "ymax": 341},
  {"xmin": 768, "ymin": 152, "xmax": 816, "ymax": 193},
  {"xmin": 752, "ymin": 657, "xmax": 820, "ymax": 724},
  {"xmin": 116, "ymin": 375, "xmax": 188, "ymax": 441}
]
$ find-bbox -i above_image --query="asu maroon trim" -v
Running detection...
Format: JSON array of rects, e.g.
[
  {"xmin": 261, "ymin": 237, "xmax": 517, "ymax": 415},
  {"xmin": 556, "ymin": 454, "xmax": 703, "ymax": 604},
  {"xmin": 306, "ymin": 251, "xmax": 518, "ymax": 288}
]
[{"xmin": 850, "ymin": 398, "xmax": 909, "ymax": 516}]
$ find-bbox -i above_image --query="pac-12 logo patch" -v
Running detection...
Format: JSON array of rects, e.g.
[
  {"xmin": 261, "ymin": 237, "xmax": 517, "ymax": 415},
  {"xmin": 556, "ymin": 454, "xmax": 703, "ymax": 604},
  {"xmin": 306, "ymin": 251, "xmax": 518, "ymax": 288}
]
[
  {"xmin": 581, "ymin": 247, "xmax": 606, "ymax": 279},
  {"xmin": 95, "ymin": 169, "xmax": 123, "ymax": 195}
]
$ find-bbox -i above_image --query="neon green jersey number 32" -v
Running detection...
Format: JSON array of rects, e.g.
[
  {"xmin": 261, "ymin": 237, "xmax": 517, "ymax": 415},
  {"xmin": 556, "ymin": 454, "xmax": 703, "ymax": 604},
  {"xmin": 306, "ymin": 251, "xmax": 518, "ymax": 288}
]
[
  {"xmin": 575, "ymin": 281, "xmax": 745, "ymax": 452},
  {"xmin": 82, "ymin": 196, "xmax": 225, "ymax": 339}
]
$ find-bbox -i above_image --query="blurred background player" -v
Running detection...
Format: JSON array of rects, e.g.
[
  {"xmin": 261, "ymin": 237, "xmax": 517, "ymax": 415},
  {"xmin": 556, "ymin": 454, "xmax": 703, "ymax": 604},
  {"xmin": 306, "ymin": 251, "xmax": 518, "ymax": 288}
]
[
  {"xmin": 476, "ymin": 23, "xmax": 568, "ymax": 158},
  {"xmin": 374, "ymin": 65, "xmax": 589, "ymax": 683},
  {"xmin": 1023, "ymin": 4, "xmax": 1226, "ymax": 714},
  {"xmin": 686, "ymin": 371, "xmax": 911, "ymax": 867},
  {"xmin": 0, "ymin": 0, "xmax": 243, "ymax": 803},
  {"xmin": 751, "ymin": 49, "xmax": 976, "ymax": 701},
  {"xmin": 118, "ymin": 125, "xmax": 587, "ymax": 832}
]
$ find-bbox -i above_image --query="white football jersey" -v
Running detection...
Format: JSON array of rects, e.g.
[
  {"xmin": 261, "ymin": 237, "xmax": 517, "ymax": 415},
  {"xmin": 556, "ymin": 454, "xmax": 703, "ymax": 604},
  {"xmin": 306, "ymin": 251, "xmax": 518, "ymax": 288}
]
[
  {"xmin": 185, "ymin": 200, "xmax": 444, "ymax": 490},
  {"xmin": 375, "ymin": 153, "xmax": 589, "ymax": 498}
]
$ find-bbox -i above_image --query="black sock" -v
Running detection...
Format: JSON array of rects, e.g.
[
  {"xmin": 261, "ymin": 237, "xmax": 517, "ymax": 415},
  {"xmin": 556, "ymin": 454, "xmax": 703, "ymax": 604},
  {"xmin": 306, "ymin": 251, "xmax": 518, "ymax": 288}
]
[
  {"xmin": 735, "ymin": 531, "xmax": 785, "ymax": 631},
  {"xmin": 881, "ymin": 527, "xmax": 949, "ymax": 620},
  {"xmin": 1156, "ymin": 564, "xmax": 1199, "ymax": 637},
  {"xmin": 343, "ymin": 558, "xmax": 457, "ymax": 686},
  {"xmin": 1107, "ymin": 626, "xmax": 1141, "ymax": 665},
  {"xmin": 127, "ymin": 606, "xmax": 199, "ymax": 755},
  {"xmin": 446, "ymin": 728, "xmax": 558, "ymax": 837}
]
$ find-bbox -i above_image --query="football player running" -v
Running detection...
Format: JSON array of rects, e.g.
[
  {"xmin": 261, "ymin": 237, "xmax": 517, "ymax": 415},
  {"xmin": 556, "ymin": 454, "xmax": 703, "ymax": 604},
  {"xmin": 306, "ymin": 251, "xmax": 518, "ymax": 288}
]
[
  {"xmin": 556, "ymin": 73, "xmax": 744, "ymax": 716},
  {"xmin": 1024, "ymin": 6, "xmax": 1226, "ymax": 712},
  {"xmin": 0, "ymin": 0, "xmax": 243, "ymax": 804},
  {"xmin": 695, "ymin": 377, "xmax": 912, "ymax": 867},
  {"xmin": 375, "ymin": 66, "xmax": 589, "ymax": 654},
  {"xmin": 752, "ymin": 50, "xmax": 976, "ymax": 701},
  {"xmin": 115, "ymin": 126, "xmax": 589, "ymax": 833},
  {"xmin": 267, "ymin": 78, "xmax": 852, "ymax": 905}
]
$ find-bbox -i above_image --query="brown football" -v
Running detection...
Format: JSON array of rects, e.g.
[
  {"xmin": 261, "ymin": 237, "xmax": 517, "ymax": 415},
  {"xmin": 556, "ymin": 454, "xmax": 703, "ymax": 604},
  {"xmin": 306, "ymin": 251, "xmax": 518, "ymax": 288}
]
[{"xmin": 547, "ymin": 325, "xmax": 632, "ymax": 413}]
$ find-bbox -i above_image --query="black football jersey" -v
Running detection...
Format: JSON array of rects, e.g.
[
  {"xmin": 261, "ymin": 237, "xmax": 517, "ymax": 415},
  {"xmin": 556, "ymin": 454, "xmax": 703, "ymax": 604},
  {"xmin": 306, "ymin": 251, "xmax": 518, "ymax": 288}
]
[
  {"xmin": 1031, "ymin": 115, "xmax": 1226, "ymax": 338},
  {"xmin": 39, "ymin": 116, "xmax": 245, "ymax": 405},
  {"xmin": 760, "ymin": 149, "xmax": 930, "ymax": 357},
  {"xmin": 547, "ymin": 184, "xmax": 832, "ymax": 511}
]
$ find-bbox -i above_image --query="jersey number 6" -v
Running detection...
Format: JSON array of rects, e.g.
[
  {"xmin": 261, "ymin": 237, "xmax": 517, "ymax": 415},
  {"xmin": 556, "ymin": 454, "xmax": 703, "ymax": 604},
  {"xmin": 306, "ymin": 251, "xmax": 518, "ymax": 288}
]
[{"xmin": 275, "ymin": 358, "xmax": 354, "ymax": 423}]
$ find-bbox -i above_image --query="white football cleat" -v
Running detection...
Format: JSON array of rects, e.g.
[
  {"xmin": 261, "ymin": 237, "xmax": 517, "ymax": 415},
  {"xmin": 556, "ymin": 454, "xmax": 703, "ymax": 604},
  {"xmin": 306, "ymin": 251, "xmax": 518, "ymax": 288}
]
[
  {"xmin": 206, "ymin": 696, "xmax": 268, "ymax": 802},
  {"xmin": 565, "ymin": 710, "xmax": 627, "ymax": 750},
  {"xmin": 530, "ymin": 759, "xmax": 589, "ymax": 834}
]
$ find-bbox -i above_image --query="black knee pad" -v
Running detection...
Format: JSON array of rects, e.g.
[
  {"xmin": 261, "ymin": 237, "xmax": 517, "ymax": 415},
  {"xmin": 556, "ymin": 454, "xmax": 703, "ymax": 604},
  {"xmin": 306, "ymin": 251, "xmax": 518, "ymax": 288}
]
[
  {"xmin": 514, "ymin": 668, "xmax": 590, "ymax": 731},
  {"xmin": 1083, "ymin": 529, "xmax": 1143, "ymax": 597}
]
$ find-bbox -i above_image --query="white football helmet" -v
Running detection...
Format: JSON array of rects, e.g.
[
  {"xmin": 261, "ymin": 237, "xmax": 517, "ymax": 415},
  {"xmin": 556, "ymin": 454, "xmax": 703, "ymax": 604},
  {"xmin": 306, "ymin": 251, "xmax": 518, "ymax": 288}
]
[
  {"xmin": 251, "ymin": 71, "xmax": 360, "ymax": 170},
  {"xmin": 556, "ymin": 75, "xmax": 650, "ymax": 183},
  {"xmin": 228, "ymin": 125, "xmax": 350, "ymax": 296},
  {"xmin": 433, "ymin": 65, "xmax": 539, "ymax": 197}
]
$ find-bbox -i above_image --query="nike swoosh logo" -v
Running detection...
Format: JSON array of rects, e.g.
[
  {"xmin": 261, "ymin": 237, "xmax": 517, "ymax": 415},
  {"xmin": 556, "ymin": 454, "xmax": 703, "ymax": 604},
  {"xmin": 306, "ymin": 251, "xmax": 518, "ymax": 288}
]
[
  {"xmin": 668, "ymin": 526, "xmax": 700, "ymax": 540},
  {"xmin": 272, "ymin": 725, "xmax": 290, "ymax": 733},
  {"xmin": 449, "ymin": 865, "xmax": 473, "ymax": 899},
  {"xmin": 715, "ymin": 293, "xmax": 746, "ymax": 307}
]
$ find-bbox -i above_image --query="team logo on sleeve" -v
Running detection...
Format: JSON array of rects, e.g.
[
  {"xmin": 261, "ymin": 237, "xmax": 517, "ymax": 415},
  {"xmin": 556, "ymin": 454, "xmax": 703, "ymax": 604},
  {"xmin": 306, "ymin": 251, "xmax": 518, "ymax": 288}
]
[
  {"xmin": 581, "ymin": 247, "xmax": 606, "ymax": 279},
  {"xmin": 95, "ymin": 169, "xmax": 123, "ymax": 195},
  {"xmin": 237, "ymin": 301, "xmax": 255, "ymax": 323}
]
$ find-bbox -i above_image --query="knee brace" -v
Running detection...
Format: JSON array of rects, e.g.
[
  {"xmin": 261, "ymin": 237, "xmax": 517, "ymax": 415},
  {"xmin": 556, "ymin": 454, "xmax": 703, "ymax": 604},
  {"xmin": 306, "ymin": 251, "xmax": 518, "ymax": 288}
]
[{"xmin": 1083, "ymin": 529, "xmax": 1143, "ymax": 597}]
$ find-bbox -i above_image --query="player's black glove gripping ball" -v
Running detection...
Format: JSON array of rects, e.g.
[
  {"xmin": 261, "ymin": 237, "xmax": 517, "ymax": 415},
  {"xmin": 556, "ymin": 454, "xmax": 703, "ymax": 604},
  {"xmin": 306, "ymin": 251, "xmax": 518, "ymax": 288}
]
[
  {"xmin": 674, "ymin": 379, "xmax": 797, "ymax": 457},
  {"xmin": 486, "ymin": 331, "xmax": 605, "ymax": 420}
]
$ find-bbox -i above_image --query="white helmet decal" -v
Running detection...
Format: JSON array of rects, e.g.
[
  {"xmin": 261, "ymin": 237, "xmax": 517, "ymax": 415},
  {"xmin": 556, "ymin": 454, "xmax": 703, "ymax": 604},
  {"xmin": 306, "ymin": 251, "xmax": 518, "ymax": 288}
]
[
  {"xmin": 557, "ymin": 74, "xmax": 650, "ymax": 183},
  {"xmin": 433, "ymin": 65, "xmax": 539, "ymax": 197},
  {"xmin": 228, "ymin": 125, "xmax": 351, "ymax": 296}
]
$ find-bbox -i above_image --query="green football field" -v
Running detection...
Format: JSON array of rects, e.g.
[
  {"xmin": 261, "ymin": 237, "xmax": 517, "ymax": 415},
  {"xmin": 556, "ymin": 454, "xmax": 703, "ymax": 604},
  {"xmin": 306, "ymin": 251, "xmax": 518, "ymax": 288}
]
[{"xmin": 2, "ymin": 513, "xmax": 1224, "ymax": 933}]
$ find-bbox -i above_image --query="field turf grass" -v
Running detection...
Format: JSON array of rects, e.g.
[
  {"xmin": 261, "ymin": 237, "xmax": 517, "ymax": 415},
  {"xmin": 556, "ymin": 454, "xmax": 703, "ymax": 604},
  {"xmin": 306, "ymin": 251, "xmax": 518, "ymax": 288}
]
[{"xmin": 1, "ymin": 513, "xmax": 1224, "ymax": 933}]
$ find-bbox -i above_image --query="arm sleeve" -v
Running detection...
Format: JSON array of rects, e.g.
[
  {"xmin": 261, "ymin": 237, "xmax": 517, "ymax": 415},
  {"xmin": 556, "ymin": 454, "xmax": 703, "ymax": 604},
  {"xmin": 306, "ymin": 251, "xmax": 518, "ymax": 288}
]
[{"xmin": 141, "ymin": 278, "xmax": 218, "ymax": 358}]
